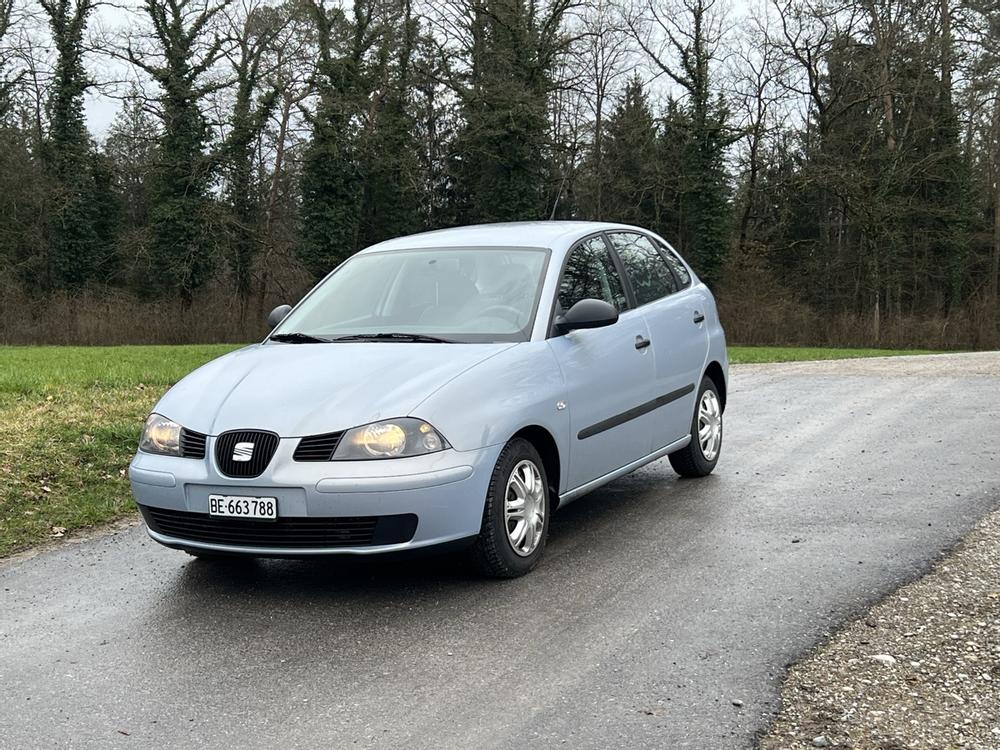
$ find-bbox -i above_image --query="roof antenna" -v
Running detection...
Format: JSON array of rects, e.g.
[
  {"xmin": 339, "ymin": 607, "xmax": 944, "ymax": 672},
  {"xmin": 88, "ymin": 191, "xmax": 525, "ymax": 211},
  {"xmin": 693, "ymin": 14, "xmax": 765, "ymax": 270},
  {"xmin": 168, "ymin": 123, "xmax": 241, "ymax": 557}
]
[{"xmin": 549, "ymin": 176, "xmax": 567, "ymax": 220}]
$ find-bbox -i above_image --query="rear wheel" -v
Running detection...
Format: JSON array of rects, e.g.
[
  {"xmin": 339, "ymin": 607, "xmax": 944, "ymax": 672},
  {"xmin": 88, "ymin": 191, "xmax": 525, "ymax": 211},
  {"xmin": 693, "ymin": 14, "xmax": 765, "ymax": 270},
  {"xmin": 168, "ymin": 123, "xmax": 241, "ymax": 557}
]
[
  {"xmin": 470, "ymin": 438, "xmax": 550, "ymax": 578},
  {"xmin": 669, "ymin": 376, "xmax": 723, "ymax": 478}
]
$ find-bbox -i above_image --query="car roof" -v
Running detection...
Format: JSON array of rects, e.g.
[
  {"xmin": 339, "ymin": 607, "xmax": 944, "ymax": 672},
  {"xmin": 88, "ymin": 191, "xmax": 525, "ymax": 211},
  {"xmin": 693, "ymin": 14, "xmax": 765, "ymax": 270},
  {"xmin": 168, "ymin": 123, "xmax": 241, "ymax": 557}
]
[{"xmin": 359, "ymin": 221, "xmax": 649, "ymax": 254}]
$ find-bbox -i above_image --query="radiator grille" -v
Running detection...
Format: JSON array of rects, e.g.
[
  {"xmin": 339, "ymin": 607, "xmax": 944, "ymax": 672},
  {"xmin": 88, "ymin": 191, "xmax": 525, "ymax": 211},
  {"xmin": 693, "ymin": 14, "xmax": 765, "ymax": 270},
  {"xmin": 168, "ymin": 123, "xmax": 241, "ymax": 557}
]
[
  {"xmin": 293, "ymin": 431, "xmax": 345, "ymax": 461},
  {"xmin": 179, "ymin": 429, "xmax": 207, "ymax": 459},
  {"xmin": 140, "ymin": 506, "xmax": 418, "ymax": 549},
  {"xmin": 214, "ymin": 430, "xmax": 280, "ymax": 478}
]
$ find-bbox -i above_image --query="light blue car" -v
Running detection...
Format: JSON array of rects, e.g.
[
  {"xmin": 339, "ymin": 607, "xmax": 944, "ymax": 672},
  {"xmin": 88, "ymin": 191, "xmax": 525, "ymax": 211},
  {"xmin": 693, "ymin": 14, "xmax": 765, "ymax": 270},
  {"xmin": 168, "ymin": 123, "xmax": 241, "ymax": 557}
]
[{"xmin": 130, "ymin": 222, "xmax": 728, "ymax": 577}]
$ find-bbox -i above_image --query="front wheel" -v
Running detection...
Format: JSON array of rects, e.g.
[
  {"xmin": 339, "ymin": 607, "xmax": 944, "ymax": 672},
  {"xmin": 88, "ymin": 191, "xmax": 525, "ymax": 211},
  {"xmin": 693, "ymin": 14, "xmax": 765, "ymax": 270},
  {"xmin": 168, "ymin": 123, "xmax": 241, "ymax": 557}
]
[
  {"xmin": 470, "ymin": 438, "xmax": 550, "ymax": 578},
  {"xmin": 669, "ymin": 376, "xmax": 723, "ymax": 478}
]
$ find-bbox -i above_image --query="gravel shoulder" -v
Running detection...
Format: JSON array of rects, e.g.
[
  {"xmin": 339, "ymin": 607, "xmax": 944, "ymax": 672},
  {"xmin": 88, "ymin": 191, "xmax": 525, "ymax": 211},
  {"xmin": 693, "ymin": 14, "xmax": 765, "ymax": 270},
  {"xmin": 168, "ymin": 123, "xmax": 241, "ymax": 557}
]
[
  {"xmin": 738, "ymin": 350, "xmax": 1000, "ymax": 378},
  {"xmin": 758, "ymin": 508, "xmax": 1000, "ymax": 750}
]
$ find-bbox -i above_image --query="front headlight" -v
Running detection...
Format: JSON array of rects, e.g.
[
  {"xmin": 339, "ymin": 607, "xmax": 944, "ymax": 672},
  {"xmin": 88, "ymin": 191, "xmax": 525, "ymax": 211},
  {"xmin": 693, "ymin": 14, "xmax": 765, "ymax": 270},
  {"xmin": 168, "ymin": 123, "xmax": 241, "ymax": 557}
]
[
  {"xmin": 333, "ymin": 418, "xmax": 450, "ymax": 460},
  {"xmin": 139, "ymin": 413, "xmax": 183, "ymax": 456}
]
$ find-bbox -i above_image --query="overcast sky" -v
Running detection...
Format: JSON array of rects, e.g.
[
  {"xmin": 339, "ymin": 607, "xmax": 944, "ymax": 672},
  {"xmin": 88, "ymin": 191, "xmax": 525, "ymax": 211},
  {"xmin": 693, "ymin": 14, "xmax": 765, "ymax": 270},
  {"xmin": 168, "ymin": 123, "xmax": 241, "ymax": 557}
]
[{"xmin": 79, "ymin": 2, "xmax": 136, "ymax": 137}]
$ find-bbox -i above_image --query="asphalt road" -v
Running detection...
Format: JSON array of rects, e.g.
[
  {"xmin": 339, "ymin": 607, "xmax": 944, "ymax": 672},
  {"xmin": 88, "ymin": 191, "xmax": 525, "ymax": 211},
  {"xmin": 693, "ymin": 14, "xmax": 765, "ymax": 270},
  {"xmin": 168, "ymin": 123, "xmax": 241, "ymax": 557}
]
[{"xmin": 2, "ymin": 353, "xmax": 999, "ymax": 750}]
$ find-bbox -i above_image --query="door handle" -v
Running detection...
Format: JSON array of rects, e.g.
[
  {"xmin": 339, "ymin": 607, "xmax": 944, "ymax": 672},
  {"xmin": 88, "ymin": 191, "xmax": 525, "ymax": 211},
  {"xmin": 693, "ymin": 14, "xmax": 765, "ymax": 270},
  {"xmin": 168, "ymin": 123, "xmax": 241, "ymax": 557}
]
[
  {"xmin": 635, "ymin": 335, "xmax": 651, "ymax": 350},
  {"xmin": 693, "ymin": 311, "xmax": 705, "ymax": 324}
]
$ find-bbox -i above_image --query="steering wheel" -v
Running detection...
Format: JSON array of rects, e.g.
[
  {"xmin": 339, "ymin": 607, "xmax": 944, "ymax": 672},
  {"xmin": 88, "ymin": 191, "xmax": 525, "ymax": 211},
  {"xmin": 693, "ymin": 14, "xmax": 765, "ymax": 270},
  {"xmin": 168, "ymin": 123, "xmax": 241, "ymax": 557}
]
[{"xmin": 476, "ymin": 305, "xmax": 523, "ymax": 324}]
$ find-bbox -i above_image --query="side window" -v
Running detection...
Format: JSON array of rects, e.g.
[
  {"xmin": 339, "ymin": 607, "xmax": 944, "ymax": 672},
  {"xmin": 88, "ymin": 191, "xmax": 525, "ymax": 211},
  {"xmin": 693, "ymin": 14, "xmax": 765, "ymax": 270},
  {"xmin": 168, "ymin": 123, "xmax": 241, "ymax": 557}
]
[
  {"xmin": 558, "ymin": 236, "xmax": 628, "ymax": 313},
  {"xmin": 658, "ymin": 242, "xmax": 692, "ymax": 288},
  {"xmin": 607, "ymin": 232, "xmax": 678, "ymax": 305}
]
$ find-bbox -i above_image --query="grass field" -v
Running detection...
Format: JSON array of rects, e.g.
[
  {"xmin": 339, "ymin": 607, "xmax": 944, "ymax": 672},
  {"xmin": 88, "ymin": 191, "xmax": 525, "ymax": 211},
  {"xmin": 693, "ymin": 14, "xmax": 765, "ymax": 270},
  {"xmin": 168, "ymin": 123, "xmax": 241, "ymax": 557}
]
[
  {"xmin": 728, "ymin": 346, "xmax": 938, "ymax": 364},
  {"xmin": 0, "ymin": 343, "xmax": 939, "ymax": 556}
]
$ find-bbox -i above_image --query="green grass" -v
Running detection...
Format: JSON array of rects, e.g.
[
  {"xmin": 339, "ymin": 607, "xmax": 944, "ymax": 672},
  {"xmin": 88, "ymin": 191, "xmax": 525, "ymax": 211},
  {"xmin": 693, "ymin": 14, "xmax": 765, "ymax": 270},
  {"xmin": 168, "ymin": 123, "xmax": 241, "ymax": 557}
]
[
  {"xmin": 728, "ymin": 346, "xmax": 937, "ymax": 364},
  {"xmin": 0, "ymin": 344, "xmax": 241, "ymax": 395},
  {"xmin": 0, "ymin": 343, "xmax": 937, "ymax": 556},
  {"xmin": 0, "ymin": 345, "xmax": 240, "ymax": 556}
]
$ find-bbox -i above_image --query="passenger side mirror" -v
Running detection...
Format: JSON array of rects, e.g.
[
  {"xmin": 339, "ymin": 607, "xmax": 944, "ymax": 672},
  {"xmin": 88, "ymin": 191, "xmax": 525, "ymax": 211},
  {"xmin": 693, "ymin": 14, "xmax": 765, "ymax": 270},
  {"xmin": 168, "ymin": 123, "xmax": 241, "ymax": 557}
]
[
  {"xmin": 267, "ymin": 304, "xmax": 293, "ymax": 330},
  {"xmin": 554, "ymin": 298, "xmax": 619, "ymax": 334}
]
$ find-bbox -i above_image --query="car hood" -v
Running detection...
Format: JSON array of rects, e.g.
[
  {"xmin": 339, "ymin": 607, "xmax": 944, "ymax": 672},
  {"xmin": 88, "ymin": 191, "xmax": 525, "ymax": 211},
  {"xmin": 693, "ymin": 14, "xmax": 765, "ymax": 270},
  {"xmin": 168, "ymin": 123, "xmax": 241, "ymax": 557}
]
[{"xmin": 154, "ymin": 342, "xmax": 516, "ymax": 436}]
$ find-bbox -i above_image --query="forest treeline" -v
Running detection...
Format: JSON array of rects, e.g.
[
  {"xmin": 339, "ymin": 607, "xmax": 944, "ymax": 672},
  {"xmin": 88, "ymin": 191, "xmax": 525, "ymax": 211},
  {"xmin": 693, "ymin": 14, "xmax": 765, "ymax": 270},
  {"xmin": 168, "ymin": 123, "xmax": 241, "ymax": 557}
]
[{"xmin": 0, "ymin": 0, "xmax": 998, "ymax": 347}]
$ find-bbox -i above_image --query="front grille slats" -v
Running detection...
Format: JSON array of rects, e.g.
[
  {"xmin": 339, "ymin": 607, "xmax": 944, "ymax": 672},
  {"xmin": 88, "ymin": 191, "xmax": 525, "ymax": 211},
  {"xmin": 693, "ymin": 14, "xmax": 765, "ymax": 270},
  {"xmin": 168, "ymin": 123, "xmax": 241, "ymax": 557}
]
[
  {"xmin": 154, "ymin": 529, "xmax": 376, "ymax": 545},
  {"xmin": 148, "ymin": 517, "xmax": 381, "ymax": 531},
  {"xmin": 179, "ymin": 429, "xmax": 207, "ymax": 459},
  {"xmin": 140, "ymin": 506, "xmax": 418, "ymax": 549},
  {"xmin": 153, "ymin": 524, "xmax": 378, "ymax": 540},
  {"xmin": 293, "ymin": 431, "xmax": 345, "ymax": 462},
  {"xmin": 214, "ymin": 430, "xmax": 279, "ymax": 478}
]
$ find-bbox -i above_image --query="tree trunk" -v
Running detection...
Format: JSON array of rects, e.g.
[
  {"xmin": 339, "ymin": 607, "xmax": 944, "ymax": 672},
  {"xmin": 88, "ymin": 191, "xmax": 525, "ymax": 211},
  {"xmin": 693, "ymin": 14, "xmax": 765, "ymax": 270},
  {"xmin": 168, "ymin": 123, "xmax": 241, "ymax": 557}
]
[
  {"xmin": 737, "ymin": 121, "xmax": 761, "ymax": 258},
  {"xmin": 992, "ymin": 176, "xmax": 1000, "ymax": 306}
]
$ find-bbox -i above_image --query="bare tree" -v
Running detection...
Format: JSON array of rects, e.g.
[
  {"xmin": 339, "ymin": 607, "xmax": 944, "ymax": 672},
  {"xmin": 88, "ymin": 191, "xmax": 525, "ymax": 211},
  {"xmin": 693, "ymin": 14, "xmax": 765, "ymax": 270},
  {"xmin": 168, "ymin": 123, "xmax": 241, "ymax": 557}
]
[
  {"xmin": 213, "ymin": 0, "xmax": 288, "ymax": 302},
  {"xmin": 0, "ymin": 0, "xmax": 17, "ymax": 115},
  {"xmin": 769, "ymin": 0, "xmax": 863, "ymax": 143},
  {"xmin": 574, "ymin": 0, "xmax": 634, "ymax": 217},
  {"xmin": 625, "ymin": 0, "xmax": 734, "ymax": 281},
  {"xmin": 728, "ymin": 2, "xmax": 788, "ymax": 256},
  {"xmin": 626, "ymin": 0, "xmax": 728, "ymax": 111}
]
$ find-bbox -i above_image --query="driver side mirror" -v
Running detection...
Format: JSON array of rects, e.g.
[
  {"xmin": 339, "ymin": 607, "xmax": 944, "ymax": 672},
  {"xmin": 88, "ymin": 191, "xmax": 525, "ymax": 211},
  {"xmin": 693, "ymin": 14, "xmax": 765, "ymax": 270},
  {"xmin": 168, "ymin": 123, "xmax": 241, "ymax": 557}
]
[
  {"xmin": 267, "ymin": 304, "xmax": 293, "ymax": 330},
  {"xmin": 554, "ymin": 298, "xmax": 619, "ymax": 335}
]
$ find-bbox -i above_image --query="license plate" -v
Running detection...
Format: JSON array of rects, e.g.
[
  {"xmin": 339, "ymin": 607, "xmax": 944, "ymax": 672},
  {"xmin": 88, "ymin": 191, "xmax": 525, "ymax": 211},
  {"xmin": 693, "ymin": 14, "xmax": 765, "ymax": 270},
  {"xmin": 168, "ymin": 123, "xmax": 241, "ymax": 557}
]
[{"xmin": 208, "ymin": 494, "xmax": 277, "ymax": 520}]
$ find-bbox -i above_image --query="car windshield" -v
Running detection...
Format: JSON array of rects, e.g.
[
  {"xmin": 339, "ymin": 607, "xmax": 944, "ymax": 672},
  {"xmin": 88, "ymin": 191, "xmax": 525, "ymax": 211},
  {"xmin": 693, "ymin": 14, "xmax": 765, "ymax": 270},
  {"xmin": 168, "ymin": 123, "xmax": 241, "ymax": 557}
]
[{"xmin": 271, "ymin": 246, "xmax": 550, "ymax": 344}]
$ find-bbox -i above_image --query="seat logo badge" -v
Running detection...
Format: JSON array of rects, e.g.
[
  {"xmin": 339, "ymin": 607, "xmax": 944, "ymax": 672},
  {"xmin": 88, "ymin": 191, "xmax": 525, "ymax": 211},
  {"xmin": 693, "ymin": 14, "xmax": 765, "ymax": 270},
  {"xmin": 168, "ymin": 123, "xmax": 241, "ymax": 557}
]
[{"xmin": 232, "ymin": 442, "xmax": 255, "ymax": 462}]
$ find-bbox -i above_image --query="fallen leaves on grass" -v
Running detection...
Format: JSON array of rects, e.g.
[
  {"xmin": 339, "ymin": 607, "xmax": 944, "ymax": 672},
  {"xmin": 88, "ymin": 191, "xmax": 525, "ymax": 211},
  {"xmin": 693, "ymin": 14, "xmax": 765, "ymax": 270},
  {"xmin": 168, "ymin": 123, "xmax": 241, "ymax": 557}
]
[{"xmin": 0, "ymin": 385, "xmax": 155, "ymax": 556}]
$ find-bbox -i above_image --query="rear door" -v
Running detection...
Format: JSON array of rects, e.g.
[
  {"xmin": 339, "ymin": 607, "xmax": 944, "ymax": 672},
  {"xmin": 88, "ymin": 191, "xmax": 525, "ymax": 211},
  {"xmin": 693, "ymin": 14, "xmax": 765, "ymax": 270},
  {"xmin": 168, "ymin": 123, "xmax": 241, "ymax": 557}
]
[
  {"xmin": 606, "ymin": 232, "xmax": 708, "ymax": 449},
  {"xmin": 547, "ymin": 235, "xmax": 657, "ymax": 491}
]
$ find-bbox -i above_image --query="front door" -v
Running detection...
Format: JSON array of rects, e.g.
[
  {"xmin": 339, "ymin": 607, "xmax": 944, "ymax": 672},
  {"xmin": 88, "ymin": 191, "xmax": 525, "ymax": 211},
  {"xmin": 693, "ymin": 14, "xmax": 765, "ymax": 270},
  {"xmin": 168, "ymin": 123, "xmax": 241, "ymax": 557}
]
[{"xmin": 547, "ymin": 235, "xmax": 657, "ymax": 491}]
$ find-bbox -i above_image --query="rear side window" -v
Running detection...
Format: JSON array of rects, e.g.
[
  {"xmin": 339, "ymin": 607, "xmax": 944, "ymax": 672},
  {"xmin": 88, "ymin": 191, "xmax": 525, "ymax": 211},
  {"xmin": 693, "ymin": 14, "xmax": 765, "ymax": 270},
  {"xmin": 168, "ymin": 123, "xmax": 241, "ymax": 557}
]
[
  {"xmin": 607, "ymin": 232, "xmax": 678, "ymax": 305},
  {"xmin": 558, "ymin": 236, "xmax": 628, "ymax": 313},
  {"xmin": 659, "ymin": 242, "xmax": 692, "ymax": 288}
]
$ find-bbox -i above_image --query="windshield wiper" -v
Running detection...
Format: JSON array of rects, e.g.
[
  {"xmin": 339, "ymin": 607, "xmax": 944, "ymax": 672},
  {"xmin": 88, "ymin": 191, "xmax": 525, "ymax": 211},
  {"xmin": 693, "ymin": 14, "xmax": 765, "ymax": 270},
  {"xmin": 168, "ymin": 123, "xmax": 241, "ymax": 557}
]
[
  {"xmin": 269, "ymin": 332, "xmax": 330, "ymax": 344},
  {"xmin": 331, "ymin": 332, "xmax": 456, "ymax": 343}
]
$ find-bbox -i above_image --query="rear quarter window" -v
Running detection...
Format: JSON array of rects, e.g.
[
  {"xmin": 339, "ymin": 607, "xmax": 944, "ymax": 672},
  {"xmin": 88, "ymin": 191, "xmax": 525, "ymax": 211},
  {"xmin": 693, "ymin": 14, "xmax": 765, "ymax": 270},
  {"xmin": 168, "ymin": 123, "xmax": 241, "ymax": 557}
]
[
  {"xmin": 658, "ymin": 242, "xmax": 692, "ymax": 288},
  {"xmin": 607, "ymin": 232, "xmax": 678, "ymax": 305}
]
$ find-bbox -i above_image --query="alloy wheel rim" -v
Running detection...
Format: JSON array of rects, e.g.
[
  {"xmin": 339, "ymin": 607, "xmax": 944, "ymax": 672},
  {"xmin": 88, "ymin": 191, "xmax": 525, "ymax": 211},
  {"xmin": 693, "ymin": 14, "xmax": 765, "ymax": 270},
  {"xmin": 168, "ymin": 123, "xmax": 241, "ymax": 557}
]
[
  {"xmin": 504, "ymin": 460, "xmax": 545, "ymax": 557},
  {"xmin": 698, "ymin": 390, "xmax": 722, "ymax": 461}
]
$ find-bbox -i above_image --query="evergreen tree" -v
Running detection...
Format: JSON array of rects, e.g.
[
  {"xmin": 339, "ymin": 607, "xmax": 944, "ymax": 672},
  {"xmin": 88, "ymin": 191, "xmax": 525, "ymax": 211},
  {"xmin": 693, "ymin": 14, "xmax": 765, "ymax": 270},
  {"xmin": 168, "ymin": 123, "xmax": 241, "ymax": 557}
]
[
  {"xmin": 103, "ymin": 88, "xmax": 159, "ymax": 283},
  {"xmin": 220, "ymin": 4, "xmax": 280, "ymax": 301},
  {"xmin": 356, "ymin": 2, "xmax": 422, "ymax": 248},
  {"xmin": 38, "ymin": 0, "xmax": 114, "ymax": 288},
  {"xmin": 449, "ymin": 0, "xmax": 574, "ymax": 224},
  {"xmin": 583, "ymin": 77, "xmax": 660, "ymax": 228},
  {"xmin": 128, "ymin": 0, "xmax": 234, "ymax": 303},
  {"xmin": 411, "ymin": 36, "xmax": 458, "ymax": 230},
  {"xmin": 104, "ymin": 88, "xmax": 158, "ymax": 235},
  {"xmin": 629, "ymin": 0, "xmax": 732, "ymax": 284},
  {"xmin": 0, "ymin": 127, "xmax": 51, "ymax": 286},
  {"xmin": 298, "ymin": 0, "xmax": 366, "ymax": 277},
  {"xmin": 682, "ymin": 90, "xmax": 730, "ymax": 285}
]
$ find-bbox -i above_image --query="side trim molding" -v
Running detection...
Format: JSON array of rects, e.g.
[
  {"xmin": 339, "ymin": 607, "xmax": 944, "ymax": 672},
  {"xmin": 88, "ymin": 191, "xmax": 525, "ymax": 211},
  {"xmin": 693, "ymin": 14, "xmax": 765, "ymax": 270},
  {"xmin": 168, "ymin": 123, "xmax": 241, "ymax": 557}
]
[
  {"xmin": 577, "ymin": 383, "xmax": 695, "ymax": 440},
  {"xmin": 558, "ymin": 435, "xmax": 691, "ymax": 507}
]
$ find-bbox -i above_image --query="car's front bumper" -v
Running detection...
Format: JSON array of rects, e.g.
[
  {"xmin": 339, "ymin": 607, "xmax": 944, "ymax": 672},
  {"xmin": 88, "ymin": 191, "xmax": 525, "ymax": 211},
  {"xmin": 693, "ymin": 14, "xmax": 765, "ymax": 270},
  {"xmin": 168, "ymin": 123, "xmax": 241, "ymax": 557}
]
[{"xmin": 129, "ymin": 441, "xmax": 503, "ymax": 556}]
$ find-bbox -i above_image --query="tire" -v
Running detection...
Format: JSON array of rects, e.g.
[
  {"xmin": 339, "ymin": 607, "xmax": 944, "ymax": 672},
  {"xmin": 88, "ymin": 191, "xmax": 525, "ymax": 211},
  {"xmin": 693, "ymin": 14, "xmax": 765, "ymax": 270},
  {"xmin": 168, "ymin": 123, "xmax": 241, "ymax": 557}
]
[
  {"xmin": 669, "ymin": 375, "xmax": 723, "ymax": 478},
  {"xmin": 470, "ymin": 438, "xmax": 550, "ymax": 578}
]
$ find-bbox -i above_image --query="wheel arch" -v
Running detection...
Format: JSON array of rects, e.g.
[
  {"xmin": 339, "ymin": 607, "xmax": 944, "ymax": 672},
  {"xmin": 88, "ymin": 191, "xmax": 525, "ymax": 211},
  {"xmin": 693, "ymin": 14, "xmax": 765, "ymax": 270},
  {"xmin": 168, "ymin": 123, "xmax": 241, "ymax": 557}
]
[
  {"xmin": 511, "ymin": 425, "xmax": 561, "ymax": 507},
  {"xmin": 703, "ymin": 360, "xmax": 727, "ymax": 412}
]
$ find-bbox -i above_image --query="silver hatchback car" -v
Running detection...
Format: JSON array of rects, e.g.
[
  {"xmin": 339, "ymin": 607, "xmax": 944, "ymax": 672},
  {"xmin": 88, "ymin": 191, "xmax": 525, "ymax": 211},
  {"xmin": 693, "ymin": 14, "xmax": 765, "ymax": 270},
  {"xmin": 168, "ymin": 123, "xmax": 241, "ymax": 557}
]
[{"xmin": 130, "ymin": 222, "xmax": 728, "ymax": 577}]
